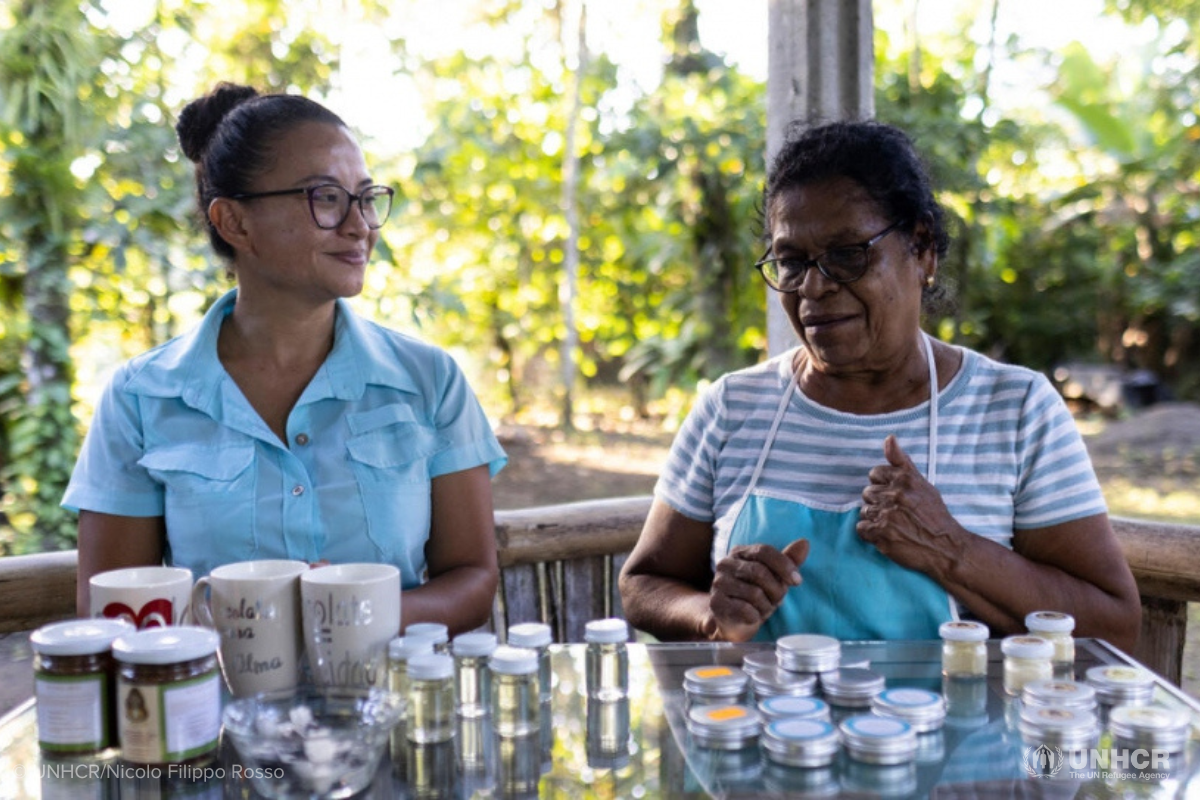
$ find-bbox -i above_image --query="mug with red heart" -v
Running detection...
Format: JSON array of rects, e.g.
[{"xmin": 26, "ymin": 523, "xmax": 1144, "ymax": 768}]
[{"xmin": 89, "ymin": 566, "xmax": 194, "ymax": 629}]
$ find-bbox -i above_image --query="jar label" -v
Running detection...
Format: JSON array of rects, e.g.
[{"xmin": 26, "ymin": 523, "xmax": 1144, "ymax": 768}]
[
  {"xmin": 35, "ymin": 674, "xmax": 105, "ymax": 750},
  {"xmin": 119, "ymin": 672, "xmax": 220, "ymax": 762},
  {"xmin": 706, "ymin": 706, "xmax": 748, "ymax": 722},
  {"xmin": 695, "ymin": 667, "xmax": 733, "ymax": 679}
]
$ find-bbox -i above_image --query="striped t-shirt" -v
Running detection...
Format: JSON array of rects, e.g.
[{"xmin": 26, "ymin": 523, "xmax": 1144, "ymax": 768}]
[{"xmin": 656, "ymin": 345, "xmax": 1107, "ymax": 554}]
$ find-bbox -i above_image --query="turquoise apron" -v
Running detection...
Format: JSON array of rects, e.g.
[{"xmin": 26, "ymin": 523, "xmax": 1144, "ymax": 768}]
[{"xmin": 713, "ymin": 334, "xmax": 957, "ymax": 642}]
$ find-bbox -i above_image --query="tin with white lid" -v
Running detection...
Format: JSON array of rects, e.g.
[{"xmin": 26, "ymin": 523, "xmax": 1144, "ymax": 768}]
[
  {"xmin": 870, "ymin": 687, "xmax": 947, "ymax": 733},
  {"xmin": 1108, "ymin": 705, "xmax": 1191, "ymax": 753},
  {"xmin": 683, "ymin": 665, "xmax": 749, "ymax": 706},
  {"xmin": 819, "ymin": 667, "xmax": 886, "ymax": 708},
  {"xmin": 1085, "ymin": 665, "xmax": 1156, "ymax": 706},
  {"xmin": 1017, "ymin": 705, "xmax": 1100, "ymax": 751},
  {"xmin": 839, "ymin": 714, "xmax": 918, "ymax": 765},
  {"xmin": 1021, "ymin": 678, "xmax": 1096, "ymax": 712},
  {"xmin": 686, "ymin": 704, "xmax": 762, "ymax": 750},
  {"xmin": 776, "ymin": 634, "xmax": 840, "ymax": 673},
  {"xmin": 761, "ymin": 718, "xmax": 839, "ymax": 768},
  {"xmin": 750, "ymin": 667, "xmax": 817, "ymax": 699},
  {"xmin": 758, "ymin": 695, "xmax": 830, "ymax": 723}
]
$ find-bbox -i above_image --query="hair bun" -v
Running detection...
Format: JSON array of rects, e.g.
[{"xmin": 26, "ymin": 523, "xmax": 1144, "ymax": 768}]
[{"xmin": 175, "ymin": 83, "xmax": 259, "ymax": 162}]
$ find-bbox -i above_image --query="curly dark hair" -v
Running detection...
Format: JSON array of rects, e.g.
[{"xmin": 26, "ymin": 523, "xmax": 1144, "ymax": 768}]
[
  {"xmin": 175, "ymin": 82, "xmax": 346, "ymax": 260},
  {"xmin": 763, "ymin": 119, "xmax": 952, "ymax": 264}
]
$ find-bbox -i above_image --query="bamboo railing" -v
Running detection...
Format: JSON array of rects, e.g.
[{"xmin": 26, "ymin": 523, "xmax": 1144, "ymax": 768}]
[{"xmin": 1, "ymin": 498, "xmax": 1197, "ymax": 685}]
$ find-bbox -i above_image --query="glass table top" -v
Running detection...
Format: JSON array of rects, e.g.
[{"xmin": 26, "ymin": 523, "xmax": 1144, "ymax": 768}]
[{"xmin": 0, "ymin": 638, "xmax": 1197, "ymax": 798}]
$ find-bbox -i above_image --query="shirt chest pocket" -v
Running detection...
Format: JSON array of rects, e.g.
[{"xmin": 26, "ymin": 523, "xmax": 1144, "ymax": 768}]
[
  {"xmin": 138, "ymin": 443, "xmax": 257, "ymax": 506},
  {"xmin": 345, "ymin": 405, "xmax": 449, "ymax": 485}
]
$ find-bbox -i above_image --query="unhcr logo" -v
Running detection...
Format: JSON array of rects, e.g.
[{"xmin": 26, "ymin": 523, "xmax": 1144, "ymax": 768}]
[{"xmin": 1022, "ymin": 745, "xmax": 1173, "ymax": 780}]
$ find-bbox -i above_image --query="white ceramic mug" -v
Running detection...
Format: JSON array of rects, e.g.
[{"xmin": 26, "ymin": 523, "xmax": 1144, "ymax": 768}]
[
  {"xmin": 300, "ymin": 563, "xmax": 401, "ymax": 689},
  {"xmin": 89, "ymin": 566, "xmax": 193, "ymax": 629},
  {"xmin": 190, "ymin": 559, "xmax": 308, "ymax": 697}
]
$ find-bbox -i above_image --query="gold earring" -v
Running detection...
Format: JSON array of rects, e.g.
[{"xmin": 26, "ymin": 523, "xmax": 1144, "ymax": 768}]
[{"xmin": 924, "ymin": 275, "xmax": 935, "ymax": 287}]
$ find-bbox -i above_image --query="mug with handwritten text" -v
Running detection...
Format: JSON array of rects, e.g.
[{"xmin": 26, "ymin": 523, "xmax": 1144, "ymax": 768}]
[
  {"xmin": 300, "ymin": 563, "xmax": 401, "ymax": 689},
  {"xmin": 89, "ymin": 566, "xmax": 193, "ymax": 629},
  {"xmin": 190, "ymin": 559, "xmax": 308, "ymax": 697}
]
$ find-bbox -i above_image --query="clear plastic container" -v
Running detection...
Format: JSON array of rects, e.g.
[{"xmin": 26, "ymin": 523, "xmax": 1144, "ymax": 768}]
[
  {"xmin": 584, "ymin": 619, "xmax": 629, "ymax": 702},
  {"xmin": 407, "ymin": 652, "xmax": 455, "ymax": 743},
  {"xmin": 938, "ymin": 620, "xmax": 988, "ymax": 677},
  {"xmin": 1024, "ymin": 611, "xmax": 1075, "ymax": 667},
  {"xmin": 1000, "ymin": 635, "xmax": 1053, "ymax": 696},
  {"xmin": 452, "ymin": 632, "xmax": 498, "ymax": 719},
  {"xmin": 489, "ymin": 645, "xmax": 540, "ymax": 737},
  {"xmin": 507, "ymin": 622, "xmax": 553, "ymax": 703}
]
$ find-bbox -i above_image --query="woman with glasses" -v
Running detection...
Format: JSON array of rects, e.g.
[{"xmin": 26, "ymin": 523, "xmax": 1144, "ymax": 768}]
[
  {"xmin": 620, "ymin": 120, "xmax": 1140, "ymax": 650},
  {"xmin": 65, "ymin": 83, "xmax": 506, "ymax": 635}
]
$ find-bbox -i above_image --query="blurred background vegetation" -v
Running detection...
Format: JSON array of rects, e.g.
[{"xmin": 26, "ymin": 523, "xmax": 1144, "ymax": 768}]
[{"xmin": 1, "ymin": 0, "xmax": 1198, "ymax": 554}]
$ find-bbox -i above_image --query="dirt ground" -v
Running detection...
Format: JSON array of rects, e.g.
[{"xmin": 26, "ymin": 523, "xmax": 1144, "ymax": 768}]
[{"xmin": 489, "ymin": 403, "xmax": 1200, "ymax": 698}]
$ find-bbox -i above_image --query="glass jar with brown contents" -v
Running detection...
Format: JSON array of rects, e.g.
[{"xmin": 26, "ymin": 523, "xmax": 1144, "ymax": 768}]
[
  {"xmin": 112, "ymin": 626, "xmax": 221, "ymax": 765},
  {"xmin": 32, "ymin": 618, "xmax": 135, "ymax": 756}
]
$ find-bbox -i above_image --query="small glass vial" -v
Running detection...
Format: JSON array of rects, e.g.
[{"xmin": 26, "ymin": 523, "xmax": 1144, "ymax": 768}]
[
  {"xmin": 452, "ymin": 632, "xmax": 498, "ymax": 718},
  {"xmin": 760, "ymin": 718, "xmax": 839, "ymax": 768},
  {"xmin": 757, "ymin": 695, "xmax": 830, "ymax": 724},
  {"xmin": 1000, "ymin": 635, "xmax": 1053, "ymax": 696},
  {"xmin": 750, "ymin": 667, "xmax": 816, "ymax": 700},
  {"xmin": 112, "ymin": 626, "xmax": 221, "ymax": 765},
  {"xmin": 819, "ymin": 667, "xmax": 886, "ymax": 710},
  {"xmin": 1020, "ymin": 678, "xmax": 1096, "ymax": 713},
  {"xmin": 870, "ymin": 688, "xmax": 947, "ymax": 733},
  {"xmin": 1017, "ymin": 705, "xmax": 1099, "ymax": 753},
  {"xmin": 1108, "ymin": 705, "xmax": 1190, "ymax": 755},
  {"xmin": 489, "ymin": 645, "xmax": 540, "ymax": 737},
  {"xmin": 388, "ymin": 636, "xmax": 435, "ymax": 721},
  {"xmin": 686, "ymin": 704, "xmax": 761, "ymax": 750},
  {"xmin": 584, "ymin": 618, "xmax": 629, "ymax": 702},
  {"xmin": 775, "ymin": 634, "xmax": 840, "ymax": 673},
  {"xmin": 507, "ymin": 622, "xmax": 553, "ymax": 703},
  {"xmin": 839, "ymin": 714, "xmax": 918, "ymax": 765},
  {"xmin": 32, "ymin": 618, "xmax": 134, "ymax": 756},
  {"xmin": 683, "ymin": 665, "xmax": 749, "ymax": 707},
  {"xmin": 741, "ymin": 649, "xmax": 777, "ymax": 678},
  {"xmin": 405, "ymin": 622, "xmax": 450, "ymax": 653},
  {"xmin": 938, "ymin": 620, "xmax": 989, "ymax": 677},
  {"xmin": 1024, "ymin": 611, "xmax": 1075, "ymax": 667},
  {"xmin": 407, "ymin": 652, "xmax": 456, "ymax": 743}
]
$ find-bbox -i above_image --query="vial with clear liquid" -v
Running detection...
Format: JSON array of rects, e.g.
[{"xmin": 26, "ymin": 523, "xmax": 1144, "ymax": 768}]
[
  {"xmin": 407, "ymin": 652, "xmax": 456, "ymax": 743},
  {"xmin": 489, "ymin": 645, "xmax": 541, "ymax": 737},
  {"xmin": 584, "ymin": 618, "xmax": 629, "ymax": 702},
  {"xmin": 507, "ymin": 622, "xmax": 553, "ymax": 703},
  {"xmin": 452, "ymin": 631, "xmax": 497, "ymax": 718}
]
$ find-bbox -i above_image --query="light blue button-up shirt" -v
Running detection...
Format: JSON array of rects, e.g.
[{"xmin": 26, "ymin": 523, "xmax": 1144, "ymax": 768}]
[{"xmin": 63, "ymin": 290, "xmax": 507, "ymax": 587}]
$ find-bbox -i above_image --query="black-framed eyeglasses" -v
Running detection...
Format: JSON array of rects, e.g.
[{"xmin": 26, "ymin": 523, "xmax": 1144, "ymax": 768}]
[
  {"xmin": 230, "ymin": 183, "xmax": 395, "ymax": 230},
  {"xmin": 755, "ymin": 220, "xmax": 906, "ymax": 292}
]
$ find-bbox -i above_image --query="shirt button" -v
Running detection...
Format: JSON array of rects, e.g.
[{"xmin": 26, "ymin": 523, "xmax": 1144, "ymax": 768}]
[
  {"xmin": 295, "ymin": 433, "xmax": 310, "ymax": 446},
  {"xmin": 292, "ymin": 485, "xmax": 305, "ymax": 497}
]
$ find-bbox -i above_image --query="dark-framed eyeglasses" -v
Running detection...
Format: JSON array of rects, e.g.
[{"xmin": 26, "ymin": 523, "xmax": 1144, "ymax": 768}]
[
  {"xmin": 230, "ymin": 183, "xmax": 395, "ymax": 230},
  {"xmin": 754, "ymin": 220, "xmax": 906, "ymax": 292}
]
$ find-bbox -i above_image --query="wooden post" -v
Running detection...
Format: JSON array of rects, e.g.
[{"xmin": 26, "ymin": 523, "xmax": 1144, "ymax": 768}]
[{"xmin": 766, "ymin": 0, "xmax": 875, "ymax": 356}]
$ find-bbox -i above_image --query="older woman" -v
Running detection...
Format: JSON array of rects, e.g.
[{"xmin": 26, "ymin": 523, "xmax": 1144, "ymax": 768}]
[
  {"xmin": 65, "ymin": 83, "xmax": 505, "ymax": 635},
  {"xmin": 619, "ymin": 120, "xmax": 1140, "ymax": 650}
]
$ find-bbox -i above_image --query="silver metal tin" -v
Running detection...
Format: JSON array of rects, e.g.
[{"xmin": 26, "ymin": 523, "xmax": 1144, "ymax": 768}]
[
  {"xmin": 683, "ymin": 665, "xmax": 749, "ymax": 706},
  {"xmin": 750, "ymin": 667, "xmax": 817, "ymax": 699},
  {"xmin": 686, "ymin": 704, "xmax": 762, "ymax": 750},
  {"xmin": 838, "ymin": 714, "xmax": 918, "ymax": 765},
  {"xmin": 1017, "ymin": 705, "xmax": 1100, "ymax": 751},
  {"xmin": 870, "ymin": 688, "xmax": 946, "ymax": 733},
  {"xmin": 761, "ymin": 718, "xmax": 839, "ymax": 767},
  {"xmin": 776, "ymin": 634, "xmax": 840, "ymax": 673},
  {"xmin": 1020, "ymin": 678, "xmax": 1096, "ymax": 712},
  {"xmin": 741, "ymin": 649, "xmax": 778, "ymax": 677},
  {"xmin": 1085, "ymin": 665, "xmax": 1156, "ymax": 706},
  {"xmin": 757, "ymin": 695, "xmax": 830, "ymax": 723},
  {"xmin": 1108, "ymin": 705, "xmax": 1191, "ymax": 753},
  {"xmin": 819, "ymin": 667, "xmax": 886, "ymax": 708}
]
